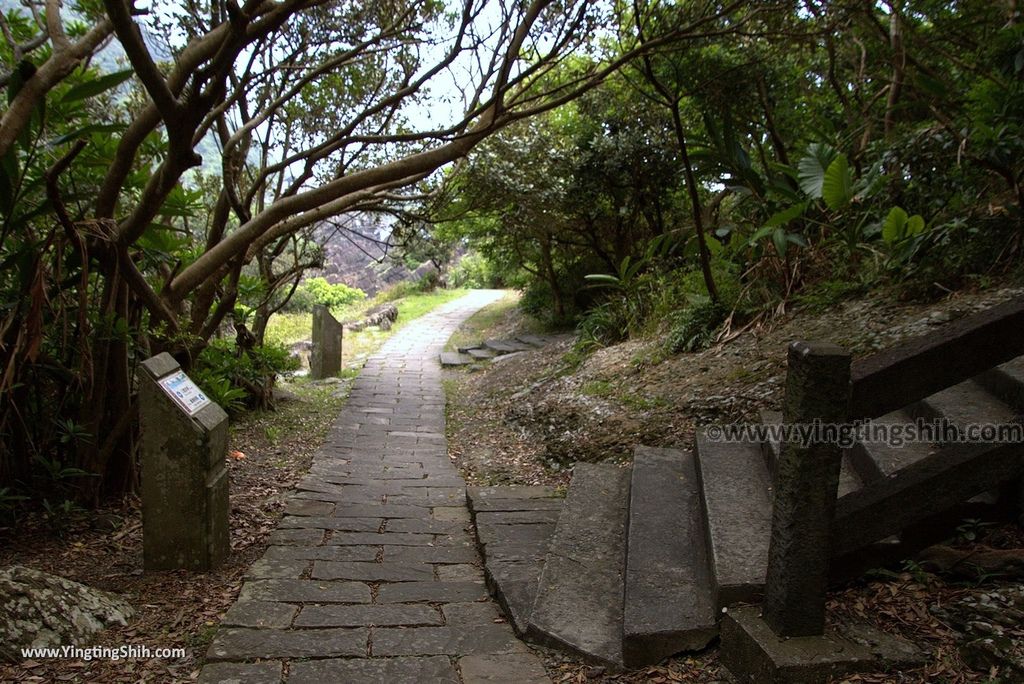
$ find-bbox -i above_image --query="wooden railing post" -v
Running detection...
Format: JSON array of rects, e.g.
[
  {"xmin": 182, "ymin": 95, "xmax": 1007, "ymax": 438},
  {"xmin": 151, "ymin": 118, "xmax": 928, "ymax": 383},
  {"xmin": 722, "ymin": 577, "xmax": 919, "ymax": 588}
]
[{"xmin": 762, "ymin": 341, "xmax": 852, "ymax": 637}]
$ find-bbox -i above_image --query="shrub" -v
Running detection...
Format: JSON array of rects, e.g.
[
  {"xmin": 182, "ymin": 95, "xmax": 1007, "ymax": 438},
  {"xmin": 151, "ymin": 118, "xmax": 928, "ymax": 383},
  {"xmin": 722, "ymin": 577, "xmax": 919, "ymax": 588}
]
[
  {"xmin": 284, "ymin": 277, "xmax": 366, "ymax": 312},
  {"xmin": 666, "ymin": 300, "xmax": 728, "ymax": 354},
  {"xmin": 193, "ymin": 340, "xmax": 301, "ymax": 413},
  {"xmin": 449, "ymin": 252, "xmax": 500, "ymax": 288}
]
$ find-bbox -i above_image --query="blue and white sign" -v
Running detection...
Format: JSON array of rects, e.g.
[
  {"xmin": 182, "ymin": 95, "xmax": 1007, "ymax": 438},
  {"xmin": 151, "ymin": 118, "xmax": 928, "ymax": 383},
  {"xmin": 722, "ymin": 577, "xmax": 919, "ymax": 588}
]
[{"xmin": 158, "ymin": 370, "xmax": 212, "ymax": 416}]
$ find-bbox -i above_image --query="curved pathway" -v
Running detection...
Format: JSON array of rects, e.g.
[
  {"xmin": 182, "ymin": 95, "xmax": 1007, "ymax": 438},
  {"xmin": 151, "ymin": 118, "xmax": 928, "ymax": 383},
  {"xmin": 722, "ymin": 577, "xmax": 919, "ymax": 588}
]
[{"xmin": 198, "ymin": 290, "xmax": 551, "ymax": 684}]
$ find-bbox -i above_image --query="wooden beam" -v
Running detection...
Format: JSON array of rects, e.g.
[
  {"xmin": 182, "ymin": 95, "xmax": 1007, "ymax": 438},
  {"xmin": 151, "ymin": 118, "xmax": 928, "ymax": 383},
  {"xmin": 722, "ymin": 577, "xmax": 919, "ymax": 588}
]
[{"xmin": 850, "ymin": 299, "xmax": 1024, "ymax": 420}]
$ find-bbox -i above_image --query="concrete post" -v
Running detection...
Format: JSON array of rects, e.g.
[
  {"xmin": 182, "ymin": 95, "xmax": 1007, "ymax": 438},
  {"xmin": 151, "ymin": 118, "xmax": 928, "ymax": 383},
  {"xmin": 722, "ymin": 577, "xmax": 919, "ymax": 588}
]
[
  {"xmin": 762, "ymin": 341, "xmax": 851, "ymax": 637},
  {"xmin": 139, "ymin": 353, "xmax": 230, "ymax": 572},
  {"xmin": 310, "ymin": 304, "xmax": 343, "ymax": 379}
]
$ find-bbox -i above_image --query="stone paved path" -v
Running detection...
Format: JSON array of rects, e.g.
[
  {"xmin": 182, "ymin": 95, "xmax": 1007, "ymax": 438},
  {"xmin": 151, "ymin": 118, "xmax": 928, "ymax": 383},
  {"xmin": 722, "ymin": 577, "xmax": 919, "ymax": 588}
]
[{"xmin": 199, "ymin": 290, "xmax": 551, "ymax": 684}]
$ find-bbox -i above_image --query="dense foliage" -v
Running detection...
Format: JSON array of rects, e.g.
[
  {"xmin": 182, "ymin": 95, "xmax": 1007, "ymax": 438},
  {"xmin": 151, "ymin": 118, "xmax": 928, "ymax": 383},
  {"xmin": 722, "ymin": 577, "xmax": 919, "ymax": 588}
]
[
  {"xmin": 432, "ymin": 1, "xmax": 1024, "ymax": 348},
  {"xmin": 0, "ymin": 0, "xmax": 1021, "ymax": 506}
]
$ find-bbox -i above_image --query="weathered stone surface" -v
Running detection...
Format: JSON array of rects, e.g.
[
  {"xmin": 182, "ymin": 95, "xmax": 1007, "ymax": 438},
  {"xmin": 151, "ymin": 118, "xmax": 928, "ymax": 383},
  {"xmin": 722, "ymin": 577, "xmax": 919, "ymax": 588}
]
[
  {"xmin": 333, "ymin": 503, "xmax": 428, "ymax": 518},
  {"xmin": 283, "ymin": 499, "xmax": 335, "ymax": 516},
  {"xmin": 624, "ymin": 447, "xmax": 717, "ymax": 667},
  {"xmin": 467, "ymin": 348, "xmax": 497, "ymax": 360},
  {"xmin": 198, "ymin": 661, "xmax": 283, "ymax": 684},
  {"xmin": 386, "ymin": 518, "xmax": 467, "ymax": 534},
  {"xmin": 372, "ymin": 624, "xmax": 525, "ymax": 656},
  {"xmin": 240, "ymin": 579, "xmax": 370, "ymax": 603},
  {"xmin": 845, "ymin": 409, "xmax": 939, "ymax": 482},
  {"xmin": 377, "ymin": 581, "xmax": 488, "ymax": 603},
  {"xmin": 474, "ymin": 510, "xmax": 560, "ymax": 525},
  {"xmin": 468, "ymin": 486, "xmax": 560, "ymax": 502},
  {"xmin": 720, "ymin": 605, "xmax": 923, "ymax": 683},
  {"xmin": 483, "ymin": 339, "xmax": 531, "ymax": 353},
  {"xmin": 267, "ymin": 528, "xmax": 325, "ymax": 545},
  {"xmin": 476, "ymin": 523, "xmax": 555, "ymax": 547},
  {"xmin": 311, "ymin": 561, "xmax": 434, "ymax": 582},
  {"xmin": 763, "ymin": 341, "xmax": 851, "ymax": 637},
  {"xmin": 327, "ymin": 532, "xmax": 441, "ymax": 546},
  {"xmin": 289, "ymin": 656, "xmax": 458, "ymax": 684},
  {"xmin": 206, "ymin": 627, "xmax": 367, "ymax": 660},
  {"xmin": 440, "ymin": 351, "xmax": 475, "ymax": 367},
  {"xmin": 977, "ymin": 356, "xmax": 1024, "ymax": 412},
  {"xmin": 277, "ymin": 515, "xmax": 382, "ymax": 531},
  {"xmin": 244, "ymin": 557, "xmax": 309, "ymax": 580},
  {"xmin": 139, "ymin": 353, "xmax": 229, "ymax": 572},
  {"xmin": 919, "ymin": 378, "xmax": 1021, "ymax": 431},
  {"xmin": 384, "ymin": 545, "xmax": 479, "ymax": 564},
  {"xmin": 295, "ymin": 603, "xmax": 441, "ymax": 627},
  {"xmin": 528, "ymin": 463, "xmax": 629, "ymax": 668},
  {"xmin": 263, "ymin": 544, "xmax": 378, "ymax": 562},
  {"xmin": 695, "ymin": 433, "xmax": 772, "ymax": 608},
  {"xmin": 459, "ymin": 653, "xmax": 551, "ymax": 683},
  {"xmin": 0, "ymin": 565, "xmax": 134, "ymax": 662},
  {"xmin": 222, "ymin": 600, "xmax": 296, "ymax": 628},
  {"xmin": 310, "ymin": 304, "xmax": 343, "ymax": 379},
  {"xmin": 442, "ymin": 602, "xmax": 502, "ymax": 625},
  {"xmin": 760, "ymin": 410, "xmax": 862, "ymax": 497},
  {"xmin": 433, "ymin": 506, "xmax": 472, "ymax": 522},
  {"xmin": 437, "ymin": 564, "xmax": 483, "ymax": 581}
]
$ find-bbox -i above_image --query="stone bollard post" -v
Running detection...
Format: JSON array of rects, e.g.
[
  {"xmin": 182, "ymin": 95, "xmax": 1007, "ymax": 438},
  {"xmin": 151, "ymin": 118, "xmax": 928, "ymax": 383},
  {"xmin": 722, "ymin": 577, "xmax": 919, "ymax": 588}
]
[
  {"xmin": 310, "ymin": 304, "xmax": 343, "ymax": 379},
  {"xmin": 139, "ymin": 353, "xmax": 230, "ymax": 572},
  {"xmin": 762, "ymin": 341, "xmax": 851, "ymax": 637}
]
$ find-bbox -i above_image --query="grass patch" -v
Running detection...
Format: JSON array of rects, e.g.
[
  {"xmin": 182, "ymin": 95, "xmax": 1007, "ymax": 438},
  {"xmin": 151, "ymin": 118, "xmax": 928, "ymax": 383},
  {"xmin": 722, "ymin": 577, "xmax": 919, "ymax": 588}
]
[
  {"xmin": 581, "ymin": 379, "xmax": 614, "ymax": 398},
  {"xmin": 264, "ymin": 312, "xmax": 313, "ymax": 347}
]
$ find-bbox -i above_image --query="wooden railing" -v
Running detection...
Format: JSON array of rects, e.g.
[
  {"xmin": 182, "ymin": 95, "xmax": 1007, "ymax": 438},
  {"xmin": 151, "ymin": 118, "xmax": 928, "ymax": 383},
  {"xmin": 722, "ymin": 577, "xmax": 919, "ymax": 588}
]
[
  {"xmin": 761, "ymin": 296, "xmax": 1024, "ymax": 640},
  {"xmin": 849, "ymin": 298, "xmax": 1024, "ymax": 420}
]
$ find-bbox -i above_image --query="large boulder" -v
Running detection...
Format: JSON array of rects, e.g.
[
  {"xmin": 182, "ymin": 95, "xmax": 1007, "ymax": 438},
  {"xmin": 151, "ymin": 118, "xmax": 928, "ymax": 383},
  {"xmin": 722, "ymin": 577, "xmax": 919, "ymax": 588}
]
[{"xmin": 0, "ymin": 565, "xmax": 134, "ymax": 662}]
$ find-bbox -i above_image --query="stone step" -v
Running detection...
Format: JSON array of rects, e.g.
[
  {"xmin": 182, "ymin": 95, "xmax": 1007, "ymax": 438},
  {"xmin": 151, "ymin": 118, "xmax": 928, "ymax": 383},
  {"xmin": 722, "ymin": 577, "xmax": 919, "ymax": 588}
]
[
  {"xmin": 848, "ymin": 408, "xmax": 940, "ymax": 482},
  {"xmin": 466, "ymin": 487, "xmax": 563, "ymax": 636},
  {"xmin": 695, "ymin": 432, "xmax": 772, "ymax": 609},
  {"xmin": 917, "ymin": 378, "xmax": 1021, "ymax": 437},
  {"xmin": 484, "ymin": 339, "xmax": 533, "ymax": 353},
  {"xmin": 833, "ymin": 439, "xmax": 1024, "ymax": 556},
  {"xmin": 759, "ymin": 411, "xmax": 862, "ymax": 497},
  {"xmin": 527, "ymin": 463, "xmax": 630, "ymax": 668},
  {"xmin": 975, "ymin": 356, "xmax": 1024, "ymax": 412},
  {"xmin": 439, "ymin": 351, "xmax": 475, "ymax": 367},
  {"xmin": 467, "ymin": 348, "xmax": 497, "ymax": 360},
  {"xmin": 516, "ymin": 335, "xmax": 549, "ymax": 347},
  {"xmin": 623, "ymin": 447, "xmax": 716, "ymax": 668}
]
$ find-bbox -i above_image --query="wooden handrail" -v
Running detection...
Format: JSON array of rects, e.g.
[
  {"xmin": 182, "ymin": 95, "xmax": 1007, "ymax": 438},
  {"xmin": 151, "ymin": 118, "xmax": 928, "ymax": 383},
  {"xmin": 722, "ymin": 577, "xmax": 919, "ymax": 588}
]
[{"xmin": 849, "ymin": 298, "xmax": 1024, "ymax": 420}]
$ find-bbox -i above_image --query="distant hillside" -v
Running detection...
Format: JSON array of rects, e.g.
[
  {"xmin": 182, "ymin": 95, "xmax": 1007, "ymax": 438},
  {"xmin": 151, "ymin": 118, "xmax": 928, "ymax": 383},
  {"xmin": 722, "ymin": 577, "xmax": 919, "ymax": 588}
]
[{"xmin": 312, "ymin": 218, "xmax": 437, "ymax": 296}]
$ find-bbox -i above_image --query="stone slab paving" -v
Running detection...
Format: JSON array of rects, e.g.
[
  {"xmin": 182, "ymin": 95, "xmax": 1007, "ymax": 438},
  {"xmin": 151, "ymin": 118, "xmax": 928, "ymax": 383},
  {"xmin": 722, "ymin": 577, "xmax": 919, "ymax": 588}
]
[
  {"xmin": 466, "ymin": 486, "xmax": 563, "ymax": 636},
  {"xmin": 199, "ymin": 290, "xmax": 551, "ymax": 684}
]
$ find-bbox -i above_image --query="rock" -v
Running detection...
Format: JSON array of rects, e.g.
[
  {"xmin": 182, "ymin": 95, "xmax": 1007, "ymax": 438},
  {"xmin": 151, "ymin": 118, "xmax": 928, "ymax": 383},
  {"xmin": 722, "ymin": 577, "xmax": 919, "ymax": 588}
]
[{"xmin": 0, "ymin": 565, "xmax": 134, "ymax": 662}]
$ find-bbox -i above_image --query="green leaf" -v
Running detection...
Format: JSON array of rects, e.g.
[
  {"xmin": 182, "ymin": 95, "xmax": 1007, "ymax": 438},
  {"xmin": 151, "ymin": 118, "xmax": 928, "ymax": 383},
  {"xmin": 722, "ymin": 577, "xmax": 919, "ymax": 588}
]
[
  {"xmin": 49, "ymin": 123, "xmax": 127, "ymax": 146},
  {"xmin": 60, "ymin": 69, "xmax": 133, "ymax": 104},
  {"xmin": 821, "ymin": 154, "xmax": 853, "ymax": 210},
  {"xmin": 764, "ymin": 202, "xmax": 807, "ymax": 228},
  {"xmin": 772, "ymin": 227, "xmax": 788, "ymax": 257},
  {"xmin": 797, "ymin": 143, "xmax": 837, "ymax": 198},
  {"xmin": 905, "ymin": 214, "xmax": 925, "ymax": 236},
  {"xmin": 748, "ymin": 225, "xmax": 774, "ymax": 246},
  {"xmin": 882, "ymin": 206, "xmax": 909, "ymax": 244},
  {"xmin": 583, "ymin": 274, "xmax": 620, "ymax": 286}
]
